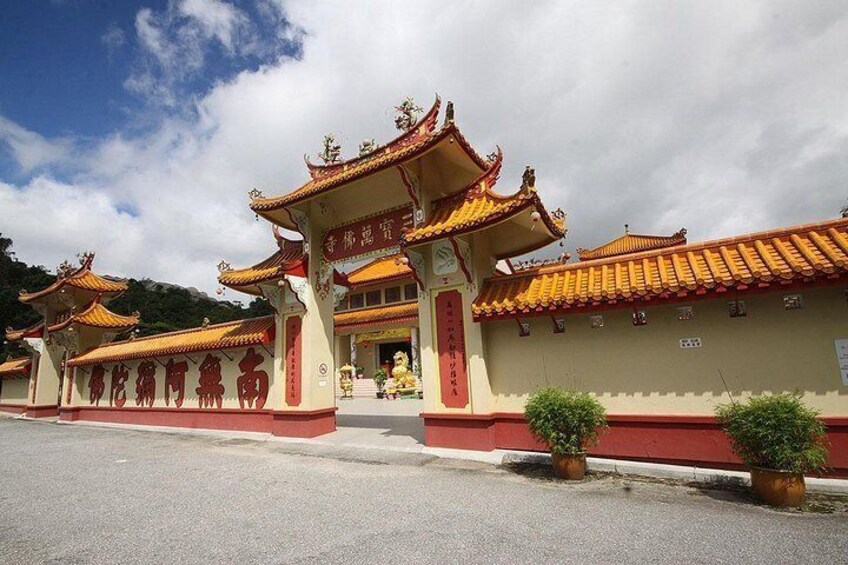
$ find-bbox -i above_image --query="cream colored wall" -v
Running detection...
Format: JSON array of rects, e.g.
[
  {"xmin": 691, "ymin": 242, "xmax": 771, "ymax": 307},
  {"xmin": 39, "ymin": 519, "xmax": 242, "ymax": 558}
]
[
  {"xmin": 72, "ymin": 346, "xmax": 276, "ymax": 410},
  {"xmin": 484, "ymin": 286, "xmax": 848, "ymax": 416},
  {"xmin": 1, "ymin": 378, "xmax": 31, "ymax": 405},
  {"xmin": 34, "ymin": 342, "xmax": 62, "ymax": 407}
]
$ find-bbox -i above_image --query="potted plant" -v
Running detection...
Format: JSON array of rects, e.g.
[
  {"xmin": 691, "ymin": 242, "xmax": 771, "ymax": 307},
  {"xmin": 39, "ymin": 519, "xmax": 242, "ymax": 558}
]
[
  {"xmin": 715, "ymin": 392, "xmax": 827, "ymax": 507},
  {"xmin": 524, "ymin": 388, "xmax": 607, "ymax": 480},
  {"xmin": 373, "ymin": 368, "xmax": 388, "ymax": 399}
]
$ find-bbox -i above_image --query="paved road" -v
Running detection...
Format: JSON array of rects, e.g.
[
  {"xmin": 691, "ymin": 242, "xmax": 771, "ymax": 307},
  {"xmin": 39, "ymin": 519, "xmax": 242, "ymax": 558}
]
[{"xmin": 0, "ymin": 418, "xmax": 845, "ymax": 564}]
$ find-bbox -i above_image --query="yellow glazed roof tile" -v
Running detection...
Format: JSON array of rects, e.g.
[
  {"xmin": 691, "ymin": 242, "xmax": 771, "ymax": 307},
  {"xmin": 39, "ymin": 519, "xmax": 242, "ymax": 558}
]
[
  {"xmin": 401, "ymin": 152, "xmax": 565, "ymax": 246},
  {"xmin": 48, "ymin": 299, "xmax": 139, "ymax": 333},
  {"xmin": 346, "ymin": 254, "xmax": 412, "ymax": 287},
  {"xmin": 334, "ymin": 302, "xmax": 419, "ymax": 331},
  {"xmin": 577, "ymin": 229, "xmax": 687, "ymax": 260},
  {"xmin": 472, "ymin": 217, "xmax": 848, "ymax": 320},
  {"xmin": 0, "ymin": 356, "xmax": 31, "ymax": 378},
  {"xmin": 68, "ymin": 316, "xmax": 275, "ymax": 367},
  {"xmin": 20, "ymin": 255, "xmax": 127, "ymax": 303},
  {"xmin": 218, "ymin": 237, "xmax": 305, "ymax": 290}
]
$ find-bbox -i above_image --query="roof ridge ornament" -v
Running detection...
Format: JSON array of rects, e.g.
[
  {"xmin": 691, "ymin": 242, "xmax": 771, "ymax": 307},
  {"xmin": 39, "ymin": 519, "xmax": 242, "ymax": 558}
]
[
  {"xmin": 359, "ymin": 139, "xmax": 376, "ymax": 156},
  {"xmin": 521, "ymin": 166, "xmax": 536, "ymax": 193},
  {"xmin": 56, "ymin": 259, "xmax": 76, "ymax": 279},
  {"xmin": 77, "ymin": 250, "xmax": 95, "ymax": 268},
  {"xmin": 217, "ymin": 260, "xmax": 232, "ymax": 273},
  {"xmin": 248, "ymin": 188, "xmax": 264, "ymax": 200},
  {"xmin": 394, "ymin": 97, "xmax": 423, "ymax": 131},
  {"xmin": 318, "ymin": 134, "xmax": 342, "ymax": 164},
  {"xmin": 444, "ymin": 101, "xmax": 455, "ymax": 126}
]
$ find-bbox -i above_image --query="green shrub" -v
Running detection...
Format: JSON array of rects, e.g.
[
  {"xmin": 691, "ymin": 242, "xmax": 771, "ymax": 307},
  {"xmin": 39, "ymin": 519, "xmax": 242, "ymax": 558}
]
[
  {"xmin": 372, "ymin": 368, "xmax": 388, "ymax": 391},
  {"xmin": 715, "ymin": 393, "xmax": 828, "ymax": 473},
  {"xmin": 524, "ymin": 388, "xmax": 607, "ymax": 454}
]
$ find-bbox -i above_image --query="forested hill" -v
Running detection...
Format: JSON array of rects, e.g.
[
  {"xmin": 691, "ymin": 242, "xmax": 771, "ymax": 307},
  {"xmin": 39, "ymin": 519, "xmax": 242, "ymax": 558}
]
[{"xmin": 1, "ymin": 235, "xmax": 273, "ymax": 361}]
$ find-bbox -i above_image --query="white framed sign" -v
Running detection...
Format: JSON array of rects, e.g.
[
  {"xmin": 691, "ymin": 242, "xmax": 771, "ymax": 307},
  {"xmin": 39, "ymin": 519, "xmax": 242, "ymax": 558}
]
[{"xmin": 835, "ymin": 339, "xmax": 848, "ymax": 386}]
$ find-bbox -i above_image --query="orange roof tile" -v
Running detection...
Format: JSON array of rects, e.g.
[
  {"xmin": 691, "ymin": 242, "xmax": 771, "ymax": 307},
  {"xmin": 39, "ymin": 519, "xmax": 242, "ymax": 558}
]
[
  {"xmin": 346, "ymin": 254, "xmax": 412, "ymax": 288},
  {"xmin": 473, "ymin": 217, "xmax": 848, "ymax": 320},
  {"xmin": 68, "ymin": 316, "xmax": 275, "ymax": 367},
  {"xmin": 5, "ymin": 321, "xmax": 44, "ymax": 342},
  {"xmin": 334, "ymin": 302, "xmax": 418, "ymax": 331},
  {"xmin": 219, "ymin": 237, "xmax": 305, "ymax": 293},
  {"xmin": 48, "ymin": 298, "xmax": 139, "ymax": 333},
  {"xmin": 577, "ymin": 228, "xmax": 687, "ymax": 260},
  {"xmin": 20, "ymin": 256, "xmax": 127, "ymax": 304},
  {"xmin": 401, "ymin": 152, "xmax": 565, "ymax": 248},
  {"xmin": 250, "ymin": 103, "xmax": 487, "ymax": 215},
  {"xmin": 0, "ymin": 356, "xmax": 31, "ymax": 378}
]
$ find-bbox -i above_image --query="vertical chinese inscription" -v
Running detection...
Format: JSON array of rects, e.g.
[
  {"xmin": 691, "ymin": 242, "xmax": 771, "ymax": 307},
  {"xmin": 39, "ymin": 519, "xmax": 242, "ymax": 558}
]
[
  {"xmin": 435, "ymin": 290, "xmax": 469, "ymax": 409},
  {"xmin": 164, "ymin": 359, "xmax": 188, "ymax": 408},
  {"xmin": 285, "ymin": 315, "xmax": 302, "ymax": 406}
]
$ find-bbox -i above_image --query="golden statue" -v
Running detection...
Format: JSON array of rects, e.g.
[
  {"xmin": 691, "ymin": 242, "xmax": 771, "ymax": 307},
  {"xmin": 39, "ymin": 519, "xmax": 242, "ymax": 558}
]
[
  {"xmin": 385, "ymin": 351, "xmax": 417, "ymax": 399},
  {"xmin": 338, "ymin": 364, "xmax": 354, "ymax": 400}
]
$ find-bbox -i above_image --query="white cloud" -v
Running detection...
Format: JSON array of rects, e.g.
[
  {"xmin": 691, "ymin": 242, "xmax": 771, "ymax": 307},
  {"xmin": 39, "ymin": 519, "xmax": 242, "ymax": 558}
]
[
  {"xmin": 2, "ymin": 0, "xmax": 848, "ymax": 296},
  {"xmin": 0, "ymin": 117, "xmax": 73, "ymax": 173}
]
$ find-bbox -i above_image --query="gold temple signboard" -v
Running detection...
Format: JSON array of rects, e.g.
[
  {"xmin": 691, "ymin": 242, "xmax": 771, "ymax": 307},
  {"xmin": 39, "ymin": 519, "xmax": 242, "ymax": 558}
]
[{"xmin": 322, "ymin": 205, "xmax": 414, "ymax": 263}]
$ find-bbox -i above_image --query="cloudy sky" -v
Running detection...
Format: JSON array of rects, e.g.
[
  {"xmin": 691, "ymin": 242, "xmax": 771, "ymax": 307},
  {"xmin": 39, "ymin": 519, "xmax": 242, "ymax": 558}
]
[{"xmin": 2, "ymin": 0, "xmax": 847, "ymax": 296}]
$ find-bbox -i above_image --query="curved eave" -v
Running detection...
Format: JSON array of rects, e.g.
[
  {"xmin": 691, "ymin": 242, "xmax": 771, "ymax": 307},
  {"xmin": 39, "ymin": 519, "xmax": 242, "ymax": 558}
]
[
  {"xmin": 47, "ymin": 302, "xmax": 139, "ymax": 334},
  {"xmin": 305, "ymin": 96, "xmax": 441, "ymax": 178},
  {"xmin": 334, "ymin": 302, "xmax": 419, "ymax": 333},
  {"xmin": 250, "ymin": 122, "xmax": 489, "ymax": 228},
  {"xmin": 19, "ymin": 269, "xmax": 127, "ymax": 305},
  {"xmin": 0, "ymin": 357, "xmax": 31, "ymax": 379},
  {"xmin": 5, "ymin": 321, "xmax": 44, "ymax": 342},
  {"xmin": 219, "ymin": 256, "xmax": 308, "ymax": 295},
  {"xmin": 402, "ymin": 194, "xmax": 565, "ymax": 257}
]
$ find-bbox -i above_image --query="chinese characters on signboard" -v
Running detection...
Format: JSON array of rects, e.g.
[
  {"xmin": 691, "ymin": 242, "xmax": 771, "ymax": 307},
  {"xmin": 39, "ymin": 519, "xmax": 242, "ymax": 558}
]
[
  {"xmin": 435, "ymin": 290, "xmax": 469, "ymax": 408},
  {"xmin": 285, "ymin": 315, "xmax": 303, "ymax": 406},
  {"xmin": 836, "ymin": 339, "xmax": 848, "ymax": 386},
  {"xmin": 322, "ymin": 205, "xmax": 414, "ymax": 263}
]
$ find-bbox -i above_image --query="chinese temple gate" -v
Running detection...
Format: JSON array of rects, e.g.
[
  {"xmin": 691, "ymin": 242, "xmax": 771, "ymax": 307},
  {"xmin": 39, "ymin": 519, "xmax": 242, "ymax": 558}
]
[{"xmin": 5, "ymin": 95, "xmax": 847, "ymax": 476}]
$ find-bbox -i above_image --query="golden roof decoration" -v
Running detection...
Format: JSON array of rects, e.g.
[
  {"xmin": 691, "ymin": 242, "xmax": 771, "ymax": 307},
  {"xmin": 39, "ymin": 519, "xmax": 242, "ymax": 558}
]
[
  {"xmin": 401, "ymin": 149, "xmax": 566, "ymax": 248},
  {"xmin": 0, "ymin": 356, "xmax": 32, "ymax": 378},
  {"xmin": 345, "ymin": 254, "xmax": 412, "ymax": 288},
  {"xmin": 19, "ymin": 252, "xmax": 127, "ymax": 304},
  {"xmin": 218, "ymin": 235, "xmax": 306, "ymax": 293},
  {"xmin": 472, "ymin": 217, "xmax": 848, "ymax": 320},
  {"xmin": 251, "ymin": 96, "xmax": 489, "ymax": 214},
  {"xmin": 334, "ymin": 302, "xmax": 419, "ymax": 332},
  {"xmin": 68, "ymin": 316, "xmax": 275, "ymax": 367},
  {"xmin": 5, "ymin": 321, "xmax": 44, "ymax": 342},
  {"xmin": 577, "ymin": 226, "xmax": 687, "ymax": 261}
]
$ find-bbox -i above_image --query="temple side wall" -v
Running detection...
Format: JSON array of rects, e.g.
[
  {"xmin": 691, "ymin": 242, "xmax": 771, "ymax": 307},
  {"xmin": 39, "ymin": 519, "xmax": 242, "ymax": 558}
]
[
  {"xmin": 0, "ymin": 378, "xmax": 31, "ymax": 405},
  {"xmin": 68, "ymin": 346, "xmax": 275, "ymax": 412},
  {"xmin": 483, "ymin": 285, "xmax": 847, "ymax": 416},
  {"xmin": 32, "ymin": 342, "xmax": 62, "ymax": 413},
  {"xmin": 425, "ymin": 284, "xmax": 848, "ymax": 474}
]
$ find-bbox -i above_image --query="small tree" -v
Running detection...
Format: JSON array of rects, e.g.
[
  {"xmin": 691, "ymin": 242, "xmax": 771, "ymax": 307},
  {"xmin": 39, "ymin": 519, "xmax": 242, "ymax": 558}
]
[
  {"xmin": 524, "ymin": 388, "xmax": 607, "ymax": 454},
  {"xmin": 715, "ymin": 393, "xmax": 828, "ymax": 474},
  {"xmin": 373, "ymin": 368, "xmax": 388, "ymax": 393}
]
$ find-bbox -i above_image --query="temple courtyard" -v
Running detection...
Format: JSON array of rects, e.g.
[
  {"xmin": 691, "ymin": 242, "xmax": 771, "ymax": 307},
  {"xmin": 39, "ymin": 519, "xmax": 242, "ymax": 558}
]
[{"xmin": 0, "ymin": 416, "xmax": 845, "ymax": 565}]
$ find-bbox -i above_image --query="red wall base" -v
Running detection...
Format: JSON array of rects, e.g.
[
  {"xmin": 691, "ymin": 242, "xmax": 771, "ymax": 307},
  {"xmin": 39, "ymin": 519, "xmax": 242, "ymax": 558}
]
[
  {"xmin": 0, "ymin": 403, "xmax": 27, "ymax": 415},
  {"xmin": 26, "ymin": 404, "xmax": 59, "ymax": 418},
  {"xmin": 271, "ymin": 408, "xmax": 337, "ymax": 438},
  {"xmin": 59, "ymin": 406, "xmax": 271, "ymax": 433},
  {"xmin": 422, "ymin": 412, "xmax": 848, "ymax": 477}
]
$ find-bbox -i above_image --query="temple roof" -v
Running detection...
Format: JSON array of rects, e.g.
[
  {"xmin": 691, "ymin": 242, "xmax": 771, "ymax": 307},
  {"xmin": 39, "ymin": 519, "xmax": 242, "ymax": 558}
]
[
  {"xmin": 346, "ymin": 254, "xmax": 412, "ymax": 288},
  {"xmin": 47, "ymin": 297, "xmax": 139, "ymax": 333},
  {"xmin": 68, "ymin": 316, "xmax": 275, "ymax": 367},
  {"xmin": 19, "ymin": 253, "xmax": 126, "ymax": 304},
  {"xmin": 472, "ymin": 217, "xmax": 848, "ymax": 320},
  {"xmin": 401, "ymin": 151, "xmax": 566, "ymax": 256},
  {"xmin": 218, "ymin": 233, "xmax": 306, "ymax": 295},
  {"xmin": 5, "ymin": 321, "xmax": 44, "ymax": 342},
  {"xmin": 0, "ymin": 356, "xmax": 32, "ymax": 378},
  {"xmin": 250, "ymin": 98, "xmax": 488, "ymax": 227},
  {"xmin": 334, "ymin": 302, "xmax": 418, "ymax": 333},
  {"xmin": 577, "ymin": 227, "xmax": 687, "ymax": 261}
]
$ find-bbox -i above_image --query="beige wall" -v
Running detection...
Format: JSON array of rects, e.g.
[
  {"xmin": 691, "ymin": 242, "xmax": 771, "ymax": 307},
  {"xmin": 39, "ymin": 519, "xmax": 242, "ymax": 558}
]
[
  {"xmin": 72, "ymin": 346, "xmax": 276, "ymax": 410},
  {"xmin": 1, "ymin": 377, "xmax": 31, "ymax": 405},
  {"xmin": 483, "ymin": 285, "xmax": 848, "ymax": 416}
]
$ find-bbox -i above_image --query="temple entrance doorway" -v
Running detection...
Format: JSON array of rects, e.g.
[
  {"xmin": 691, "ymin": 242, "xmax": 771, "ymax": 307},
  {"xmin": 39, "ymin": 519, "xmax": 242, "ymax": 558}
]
[{"xmin": 377, "ymin": 341, "xmax": 413, "ymax": 377}]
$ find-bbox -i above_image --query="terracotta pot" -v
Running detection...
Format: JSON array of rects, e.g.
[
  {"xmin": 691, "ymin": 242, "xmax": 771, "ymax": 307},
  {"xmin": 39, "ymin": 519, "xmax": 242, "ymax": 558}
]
[
  {"xmin": 750, "ymin": 467, "xmax": 806, "ymax": 507},
  {"xmin": 551, "ymin": 452, "xmax": 587, "ymax": 480}
]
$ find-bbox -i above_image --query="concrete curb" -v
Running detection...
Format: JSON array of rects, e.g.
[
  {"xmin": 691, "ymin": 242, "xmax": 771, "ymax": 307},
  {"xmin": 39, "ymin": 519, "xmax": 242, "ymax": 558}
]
[
  {"xmin": 52, "ymin": 418, "xmax": 848, "ymax": 494},
  {"xmin": 500, "ymin": 451, "xmax": 848, "ymax": 494}
]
